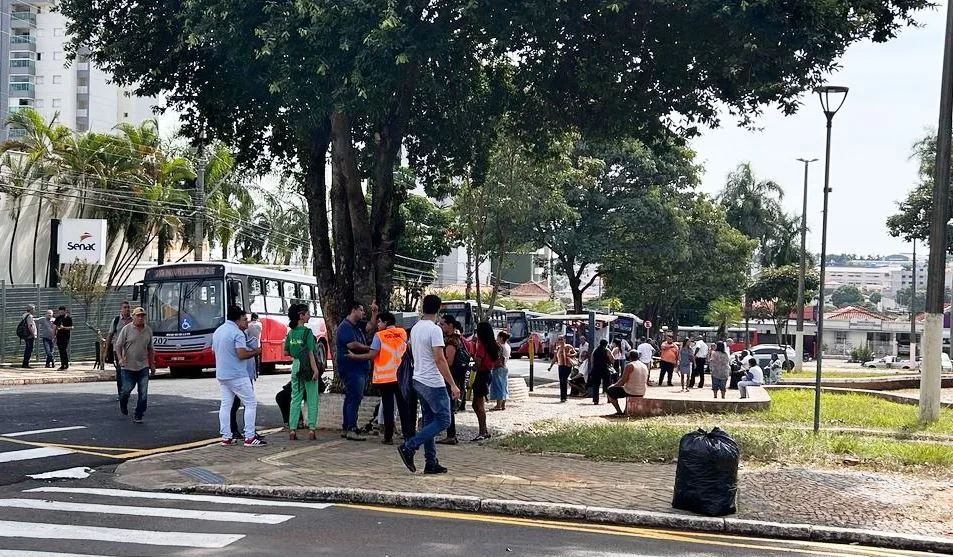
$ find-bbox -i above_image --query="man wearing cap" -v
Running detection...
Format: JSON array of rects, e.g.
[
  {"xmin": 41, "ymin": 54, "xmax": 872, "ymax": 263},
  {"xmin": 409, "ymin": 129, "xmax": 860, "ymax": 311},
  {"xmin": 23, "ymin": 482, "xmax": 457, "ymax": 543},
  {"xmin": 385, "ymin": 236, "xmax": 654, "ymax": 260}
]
[{"xmin": 115, "ymin": 307, "xmax": 156, "ymax": 423}]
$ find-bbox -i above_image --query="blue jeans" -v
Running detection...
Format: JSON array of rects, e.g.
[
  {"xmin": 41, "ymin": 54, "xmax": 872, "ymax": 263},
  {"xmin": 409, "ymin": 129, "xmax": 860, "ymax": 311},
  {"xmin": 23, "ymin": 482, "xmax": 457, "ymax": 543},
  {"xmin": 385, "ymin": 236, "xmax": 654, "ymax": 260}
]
[
  {"xmin": 406, "ymin": 381, "xmax": 452, "ymax": 466},
  {"xmin": 341, "ymin": 371, "xmax": 366, "ymax": 431},
  {"xmin": 120, "ymin": 367, "xmax": 150, "ymax": 419},
  {"xmin": 21, "ymin": 337, "xmax": 34, "ymax": 367},
  {"xmin": 42, "ymin": 338, "xmax": 55, "ymax": 367}
]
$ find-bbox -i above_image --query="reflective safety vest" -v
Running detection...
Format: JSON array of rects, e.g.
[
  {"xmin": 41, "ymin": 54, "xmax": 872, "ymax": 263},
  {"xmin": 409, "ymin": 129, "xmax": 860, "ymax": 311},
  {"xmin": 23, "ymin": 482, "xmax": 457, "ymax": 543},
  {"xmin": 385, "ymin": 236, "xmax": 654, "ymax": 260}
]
[{"xmin": 372, "ymin": 327, "xmax": 407, "ymax": 384}]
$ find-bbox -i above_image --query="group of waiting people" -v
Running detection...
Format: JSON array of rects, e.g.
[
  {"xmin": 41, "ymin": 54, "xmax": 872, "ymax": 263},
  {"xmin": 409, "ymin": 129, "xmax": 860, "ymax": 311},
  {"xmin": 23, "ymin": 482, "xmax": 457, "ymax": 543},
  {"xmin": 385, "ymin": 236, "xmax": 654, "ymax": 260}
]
[{"xmin": 211, "ymin": 295, "xmax": 514, "ymax": 475}]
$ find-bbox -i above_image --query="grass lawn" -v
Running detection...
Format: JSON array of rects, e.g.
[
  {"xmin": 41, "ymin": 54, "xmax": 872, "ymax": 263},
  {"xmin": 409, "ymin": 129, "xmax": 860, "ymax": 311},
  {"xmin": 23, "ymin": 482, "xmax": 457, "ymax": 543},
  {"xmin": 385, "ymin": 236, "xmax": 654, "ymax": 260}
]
[
  {"xmin": 780, "ymin": 370, "xmax": 913, "ymax": 380},
  {"xmin": 640, "ymin": 389, "xmax": 953, "ymax": 434},
  {"xmin": 493, "ymin": 422, "xmax": 953, "ymax": 472},
  {"xmin": 494, "ymin": 390, "xmax": 953, "ymax": 472}
]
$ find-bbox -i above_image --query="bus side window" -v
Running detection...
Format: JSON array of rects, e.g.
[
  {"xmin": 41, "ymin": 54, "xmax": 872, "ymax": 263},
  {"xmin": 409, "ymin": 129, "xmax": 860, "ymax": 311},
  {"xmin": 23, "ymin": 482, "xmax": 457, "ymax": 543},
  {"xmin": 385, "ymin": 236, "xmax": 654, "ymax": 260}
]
[
  {"xmin": 281, "ymin": 281, "xmax": 298, "ymax": 311},
  {"xmin": 248, "ymin": 278, "xmax": 266, "ymax": 315},
  {"xmin": 265, "ymin": 279, "xmax": 283, "ymax": 315},
  {"xmin": 227, "ymin": 279, "xmax": 244, "ymax": 309},
  {"xmin": 307, "ymin": 285, "xmax": 319, "ymax": 315}
]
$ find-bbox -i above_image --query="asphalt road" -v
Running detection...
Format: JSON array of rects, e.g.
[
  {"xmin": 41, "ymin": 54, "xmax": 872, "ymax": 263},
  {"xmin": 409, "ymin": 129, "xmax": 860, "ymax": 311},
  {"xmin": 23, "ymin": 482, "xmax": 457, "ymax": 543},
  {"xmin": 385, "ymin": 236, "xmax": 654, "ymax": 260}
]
[{"xmin": 0, "ymin": 477, "xmax": 932, "ymax": 557}]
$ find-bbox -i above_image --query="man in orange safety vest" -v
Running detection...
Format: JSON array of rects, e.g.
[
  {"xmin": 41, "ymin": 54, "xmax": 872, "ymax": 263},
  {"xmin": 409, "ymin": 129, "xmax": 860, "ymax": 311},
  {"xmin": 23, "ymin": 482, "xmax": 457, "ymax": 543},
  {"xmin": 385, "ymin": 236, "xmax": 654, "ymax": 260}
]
[{"xmin": 347, "ymin": 311, "xmax": 412, "ymax": 444}]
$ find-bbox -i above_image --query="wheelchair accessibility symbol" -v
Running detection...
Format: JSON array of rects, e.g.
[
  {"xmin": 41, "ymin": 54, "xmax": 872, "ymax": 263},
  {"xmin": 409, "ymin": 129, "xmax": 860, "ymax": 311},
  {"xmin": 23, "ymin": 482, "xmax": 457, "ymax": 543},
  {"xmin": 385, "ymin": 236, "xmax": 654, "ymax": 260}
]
[{"xmin": 181, "ymin": 317, "xmax": 193, "ymax": 331}]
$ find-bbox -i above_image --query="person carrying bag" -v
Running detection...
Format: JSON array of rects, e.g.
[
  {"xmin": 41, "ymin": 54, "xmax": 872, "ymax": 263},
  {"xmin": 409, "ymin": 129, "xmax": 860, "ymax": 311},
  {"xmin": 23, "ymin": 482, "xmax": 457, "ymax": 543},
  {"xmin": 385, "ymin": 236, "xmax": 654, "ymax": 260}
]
[{"xmin": 284, "ymin": 303, "xmax": 322, "ymax": 440}]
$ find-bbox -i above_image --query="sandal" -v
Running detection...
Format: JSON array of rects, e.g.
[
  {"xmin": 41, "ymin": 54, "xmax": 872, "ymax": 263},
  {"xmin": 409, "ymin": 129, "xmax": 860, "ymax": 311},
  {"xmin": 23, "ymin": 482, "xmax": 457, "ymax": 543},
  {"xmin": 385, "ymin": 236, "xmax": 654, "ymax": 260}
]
[
  {"xmin": 471, "ymin": 434, "xmax": 491, "ymax": 442},
  {"xmin": 308, "ymin": 430, "xmax": 317, "ymax": 441},
  {"xmin": 289, "ymin": 430, "xmax": 297, "ymax": 441}
]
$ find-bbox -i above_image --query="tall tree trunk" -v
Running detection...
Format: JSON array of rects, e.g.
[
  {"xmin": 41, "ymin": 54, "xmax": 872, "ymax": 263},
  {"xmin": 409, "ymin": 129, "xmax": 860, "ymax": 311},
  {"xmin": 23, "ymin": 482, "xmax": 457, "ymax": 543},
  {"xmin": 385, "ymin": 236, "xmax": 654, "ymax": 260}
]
[
  {"xmin": 302, "ymin": 122, "xmax": 339, "ymax": 331},
  {"xmin": 157, "ymin": 228, "xmax": 167, "ymax": 265},
  {"xmin": 331, "ymin": 110, "xmax": 375, "ymax": 309},
  {"xmin": 32, "ymin": 194, "xmax": 43, "ymax": 285},
  {"xmin": 9, "ymin": 204, "xmax": 22, "ymax": 284},
  {"xmin": 465, "ymin": 242, "xmax": 474, "ymax": 299}
]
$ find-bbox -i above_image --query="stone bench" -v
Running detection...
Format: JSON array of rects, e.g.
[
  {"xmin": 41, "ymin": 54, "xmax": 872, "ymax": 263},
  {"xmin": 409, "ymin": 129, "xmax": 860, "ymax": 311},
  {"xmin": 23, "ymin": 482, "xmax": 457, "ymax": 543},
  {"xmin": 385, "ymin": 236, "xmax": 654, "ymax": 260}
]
[{"xmin": 625, "ymin": 385, "xmax": 770, "ymax": 417}]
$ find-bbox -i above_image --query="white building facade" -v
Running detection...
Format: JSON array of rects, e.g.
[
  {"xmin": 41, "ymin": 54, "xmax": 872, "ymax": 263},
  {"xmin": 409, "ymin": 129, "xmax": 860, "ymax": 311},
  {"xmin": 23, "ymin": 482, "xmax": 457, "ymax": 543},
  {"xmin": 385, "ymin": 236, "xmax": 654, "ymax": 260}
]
[{"xmin": 2, "ymin": 0, "xmax": 154, "ymax": 139}]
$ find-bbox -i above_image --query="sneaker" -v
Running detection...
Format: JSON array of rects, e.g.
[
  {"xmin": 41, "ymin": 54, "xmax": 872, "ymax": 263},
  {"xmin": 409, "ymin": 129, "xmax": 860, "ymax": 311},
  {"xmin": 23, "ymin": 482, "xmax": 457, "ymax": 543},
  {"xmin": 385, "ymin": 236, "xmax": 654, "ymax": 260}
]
[
  {"xmin": 436, "ymin": 437, "xmax": 458, "ymax": 445},
  {"xmin": 132, "ymin": 417, "xmax": 143, "ymax": 424},
  {"xmin": 220, "ymin": 437, "xmax": 238, "ymax": 446},
  {"xmin": 424, "ymin": 463, "xmax": 448, "ymax": 475},
  {"xmin": 397, "ymin": 444, "xmax": 416, "ymax": 472},
  {"xmin": 345, "ymin": 429, "xmax": 367, "ymax": 441},
  {"xmin": 244, "ymin": 437, "xmax": 267, "ymax": 446}
]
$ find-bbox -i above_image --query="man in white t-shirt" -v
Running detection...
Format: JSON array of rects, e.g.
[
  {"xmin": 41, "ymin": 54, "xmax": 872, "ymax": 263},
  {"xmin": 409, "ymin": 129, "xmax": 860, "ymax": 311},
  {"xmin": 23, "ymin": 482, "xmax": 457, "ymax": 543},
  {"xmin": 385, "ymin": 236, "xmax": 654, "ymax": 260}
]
[
  {"xmin": 689, "ymin": 336, "xmax": 710, "ymax": 389},
  {"xmin": 636, "ymin": 338, "xmax": 655, "ymax": 366},
  {"xmin": 398, "ymin": 294, "xmax": 461, "ymax": 475}
]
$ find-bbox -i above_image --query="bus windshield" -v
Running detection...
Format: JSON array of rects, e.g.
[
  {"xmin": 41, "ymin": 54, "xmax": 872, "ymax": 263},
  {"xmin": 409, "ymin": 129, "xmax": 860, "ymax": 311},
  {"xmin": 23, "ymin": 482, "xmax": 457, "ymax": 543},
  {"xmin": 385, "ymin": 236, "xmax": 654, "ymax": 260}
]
[
  {"xmin": 506, "ymin": 314, "xmax": 529, "ymax": 342},
  {"xmin": 144, "ymin": 278, "xmax": 225, "ymax": 334},
  {"xmin": 441, "ymin": 304, "xmax": 474, "ymax": 335}
]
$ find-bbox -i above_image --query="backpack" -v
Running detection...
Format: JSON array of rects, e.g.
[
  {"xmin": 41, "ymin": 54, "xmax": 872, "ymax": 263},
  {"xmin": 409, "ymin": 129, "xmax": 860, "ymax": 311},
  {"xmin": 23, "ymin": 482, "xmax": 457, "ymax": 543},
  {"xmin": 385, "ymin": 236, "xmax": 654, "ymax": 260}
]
[
  {"xmin": 452, "ymin": 338, "xmax": 473, "ymax": 376},
  {"xmin": 15, "ymin": 316, "xmax": 30, "ymax": 340}
]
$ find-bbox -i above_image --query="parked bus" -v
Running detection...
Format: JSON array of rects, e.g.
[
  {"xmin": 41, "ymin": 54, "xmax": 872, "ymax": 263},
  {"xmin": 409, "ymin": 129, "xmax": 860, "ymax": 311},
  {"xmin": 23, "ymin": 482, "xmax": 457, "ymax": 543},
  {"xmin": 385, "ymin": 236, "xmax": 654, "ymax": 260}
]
[
  {"xmin": 440, "ymin": 300, "xmax": 506, "ymax": 338},
  {"xmin": 505, "ymin": 310, "xmax": 546, "ymax": 358},
  {"xmin": 137, "ymin": 262, "xmax": 330, "ymax": 377},
  {"xmin": 532, "ymin": 313, "xmax": 619, "ymax": 350},
  {"xmin": 609, "ymin": 312, "xmax": 642, "ymax": 347},
  {"xmin": 672, "ymin": 326, "xmax": 758, "ymax": 353}
]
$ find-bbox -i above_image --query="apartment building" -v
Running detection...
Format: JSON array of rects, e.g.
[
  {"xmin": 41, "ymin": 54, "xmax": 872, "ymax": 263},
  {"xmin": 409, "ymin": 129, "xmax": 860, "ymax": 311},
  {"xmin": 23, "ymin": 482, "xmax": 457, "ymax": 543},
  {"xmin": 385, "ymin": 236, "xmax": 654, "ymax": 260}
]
[{"xmin": 1, "ymin": 0, "xmax": 154, "ymax": 139}]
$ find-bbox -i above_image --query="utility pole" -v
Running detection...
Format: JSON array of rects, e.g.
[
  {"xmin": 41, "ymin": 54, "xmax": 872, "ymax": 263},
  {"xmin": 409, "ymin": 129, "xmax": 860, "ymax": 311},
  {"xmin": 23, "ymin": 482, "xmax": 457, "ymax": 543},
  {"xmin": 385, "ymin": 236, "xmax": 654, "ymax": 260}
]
[
  {"xmin": 193, "ymin": 144, "xmax": 206, "ymax": 262},
  {"xmin": 795, "ymin": 157, "xmax": 817, "ymax": 373},
  {"xmin": 922, "ymin": 0, "xmax": 953, "ymax": 423}
]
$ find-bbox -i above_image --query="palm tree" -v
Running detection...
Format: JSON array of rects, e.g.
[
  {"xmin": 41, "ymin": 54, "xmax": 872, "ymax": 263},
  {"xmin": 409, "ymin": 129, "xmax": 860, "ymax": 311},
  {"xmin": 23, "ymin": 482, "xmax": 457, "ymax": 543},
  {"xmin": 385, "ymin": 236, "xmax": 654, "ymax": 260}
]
[
  {"xmin": 1, "ymin": 108, "xmax": 69, "ymax": 284},
  {"xmin": 0, "ymin": 153, "xmax": 46, "ymax": 282},
  {"xmin": 202, "ymin": 144, "xmax": 251, "ymax": 259},
  {"xmin": 719, "ymin": 162, "xmax": 786, "ymax": 244}
]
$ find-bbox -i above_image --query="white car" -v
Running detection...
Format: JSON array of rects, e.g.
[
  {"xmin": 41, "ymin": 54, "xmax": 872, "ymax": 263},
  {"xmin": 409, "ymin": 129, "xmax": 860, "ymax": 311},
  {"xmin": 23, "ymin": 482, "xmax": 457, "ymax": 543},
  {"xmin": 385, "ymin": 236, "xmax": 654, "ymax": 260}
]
[
  {"xmin": 864, "ymin": 353, "xmax": 952, "ymax": 371},
  {"xmin": 749, "ymin": 344, "xmax": 797, "ymax": 370},
  {"xmin": 864, "ymin": 355, "xmax": 917, "ymax": 369}
]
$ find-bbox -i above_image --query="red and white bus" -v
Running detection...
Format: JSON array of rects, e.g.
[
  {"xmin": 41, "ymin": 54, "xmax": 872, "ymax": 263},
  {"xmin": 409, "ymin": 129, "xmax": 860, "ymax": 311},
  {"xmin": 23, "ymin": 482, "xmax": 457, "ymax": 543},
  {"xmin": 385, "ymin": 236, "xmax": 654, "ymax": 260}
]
[
  {"xmin": 505, "ymin": 310, "xmax": 545, "ymax": 358},
  {"xmin": 440, "ymin": 300, "xmax": 506, "ymax": 338},
  {"xmin": 138, "ymin": 262, "xmax": 330, "ymax": 377},
  {"xmin": 673, "ymin": 326, "xmax": 758, "ymax": 353}
]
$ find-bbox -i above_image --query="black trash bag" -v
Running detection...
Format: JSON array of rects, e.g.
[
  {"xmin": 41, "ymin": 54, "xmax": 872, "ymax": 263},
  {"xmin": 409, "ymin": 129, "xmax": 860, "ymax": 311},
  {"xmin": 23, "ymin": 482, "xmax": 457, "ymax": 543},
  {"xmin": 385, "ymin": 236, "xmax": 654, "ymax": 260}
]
[{"xmin": 671, "ymin": 427, "xmax": 739, "ymax": 516}]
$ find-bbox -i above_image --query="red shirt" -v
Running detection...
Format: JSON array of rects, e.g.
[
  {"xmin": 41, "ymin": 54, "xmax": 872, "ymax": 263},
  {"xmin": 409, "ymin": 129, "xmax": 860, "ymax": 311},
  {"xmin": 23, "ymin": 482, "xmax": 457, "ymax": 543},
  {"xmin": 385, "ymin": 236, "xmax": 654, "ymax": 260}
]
[{"xmin": 473, "ymin": 341, "xmax": 499, "ymax": 373}]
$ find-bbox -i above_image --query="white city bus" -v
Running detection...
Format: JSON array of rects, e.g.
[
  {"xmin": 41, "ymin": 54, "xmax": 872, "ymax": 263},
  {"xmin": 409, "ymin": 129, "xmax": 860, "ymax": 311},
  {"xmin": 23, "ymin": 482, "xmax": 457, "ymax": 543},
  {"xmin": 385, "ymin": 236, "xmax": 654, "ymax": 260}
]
[{"xmin": 137, "ymin": 262, "xmax": 330, "ymax": 377}]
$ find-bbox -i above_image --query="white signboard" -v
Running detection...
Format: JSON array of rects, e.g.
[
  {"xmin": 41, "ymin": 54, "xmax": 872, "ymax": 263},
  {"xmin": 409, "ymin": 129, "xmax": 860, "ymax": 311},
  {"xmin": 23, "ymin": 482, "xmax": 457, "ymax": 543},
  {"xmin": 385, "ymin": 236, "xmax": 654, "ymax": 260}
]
[{"xmin": 58, "ymin": 219, "xmax": 108, "ymax": 265}]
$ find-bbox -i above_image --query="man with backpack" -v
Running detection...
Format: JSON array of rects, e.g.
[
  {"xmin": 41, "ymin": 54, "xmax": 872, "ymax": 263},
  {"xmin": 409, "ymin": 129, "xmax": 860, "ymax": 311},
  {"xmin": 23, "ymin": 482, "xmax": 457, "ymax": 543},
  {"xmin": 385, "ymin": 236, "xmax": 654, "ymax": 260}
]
[
  {"xmin": 436, "ymin": 314, "xmax": 469, "ymax": 445},
  {"xmin": 105, "ymin": 301, "xmax": 133, "ymax": 398},
  {"xmin": 16, "ymin": 305, "xmax": 37, "ymax": 368}
]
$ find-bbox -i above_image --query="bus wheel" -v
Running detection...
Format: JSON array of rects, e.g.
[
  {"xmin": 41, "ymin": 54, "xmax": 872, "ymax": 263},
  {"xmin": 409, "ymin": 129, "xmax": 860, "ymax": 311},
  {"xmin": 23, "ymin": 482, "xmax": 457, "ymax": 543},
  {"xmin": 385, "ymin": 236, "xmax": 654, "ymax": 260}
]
[
  {"xmin": 259, "ymin": 362, "xmax": 277, "ymax": 375},
  {"xmin": 316, "ymin": 340, "xmax": 329, "ymax": 370}
]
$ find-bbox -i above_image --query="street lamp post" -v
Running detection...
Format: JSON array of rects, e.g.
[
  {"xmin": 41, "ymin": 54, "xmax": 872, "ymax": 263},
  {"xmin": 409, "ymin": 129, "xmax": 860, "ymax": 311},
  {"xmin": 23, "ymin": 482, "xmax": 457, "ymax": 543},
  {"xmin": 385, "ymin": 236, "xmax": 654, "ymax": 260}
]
[
  {"xmin": 795, "ymin": 157, "xmax": 818, "ymax": 373},
  {"xmin": 813, "ymin": 85, "xmax": 849, "ymax": 435}
]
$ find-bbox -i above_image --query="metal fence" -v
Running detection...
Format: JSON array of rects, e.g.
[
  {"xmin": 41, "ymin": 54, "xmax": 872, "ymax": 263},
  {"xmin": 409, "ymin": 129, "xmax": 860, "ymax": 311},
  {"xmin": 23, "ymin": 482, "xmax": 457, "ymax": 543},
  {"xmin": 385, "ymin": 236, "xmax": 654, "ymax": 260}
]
[{"xmin": 0, "ymin": 282, "xmax": 135, "ymax": 364}]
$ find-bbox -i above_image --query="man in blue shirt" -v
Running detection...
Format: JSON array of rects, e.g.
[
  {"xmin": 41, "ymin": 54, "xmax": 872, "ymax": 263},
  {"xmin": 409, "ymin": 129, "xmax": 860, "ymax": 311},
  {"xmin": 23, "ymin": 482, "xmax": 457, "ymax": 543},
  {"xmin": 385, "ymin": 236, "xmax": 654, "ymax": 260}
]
[
  {"xmin": 335, "ymin": 300, "xmax": 378, "ymax": 440},
  {"xmin": 213, "ymin": 306, "xmax": 265, "ymax": 446}
]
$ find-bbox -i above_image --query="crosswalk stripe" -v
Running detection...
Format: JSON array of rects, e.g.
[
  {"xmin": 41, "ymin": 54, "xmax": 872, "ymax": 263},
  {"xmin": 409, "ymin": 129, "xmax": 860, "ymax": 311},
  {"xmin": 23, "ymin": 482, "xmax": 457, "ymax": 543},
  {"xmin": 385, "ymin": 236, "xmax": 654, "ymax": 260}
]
[
  {"xmin": 0, "ymin": 498, "xmax": 294, "ymax": 524},
  {"xmin": 25, "ymin": 487, "xmax": 333, "ymax": 509},
  {"xmin": 0, "ymin": 520, "xmax": 243, "ymax": 548},
  {"xmin": 0, "ymin": 426, "xmax": 87, "ymax": 437},
  {"xmin": 0, "ymin": 447, "xmax": 73, "ymax": 463},
  {"xmin": 0, "ymin": 551, "xmax": 115, "ymax": 557}
]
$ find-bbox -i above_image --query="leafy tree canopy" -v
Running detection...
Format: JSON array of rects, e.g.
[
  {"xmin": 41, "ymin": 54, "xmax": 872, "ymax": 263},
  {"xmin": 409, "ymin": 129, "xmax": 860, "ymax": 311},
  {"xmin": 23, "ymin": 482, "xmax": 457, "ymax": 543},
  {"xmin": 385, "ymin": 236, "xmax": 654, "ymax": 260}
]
[{"xmin": 831, "ymin": 284, "xmax": 865, "ymax": 308}]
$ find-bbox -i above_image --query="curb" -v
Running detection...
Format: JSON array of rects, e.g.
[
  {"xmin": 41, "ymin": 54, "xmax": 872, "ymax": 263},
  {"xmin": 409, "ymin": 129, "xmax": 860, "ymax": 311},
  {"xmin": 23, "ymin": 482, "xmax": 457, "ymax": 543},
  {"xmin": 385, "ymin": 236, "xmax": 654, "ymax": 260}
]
[
  {"xmin": 0, "ymin": 373, "xmax": 113, "ymax": 386},
  {"xmin": 174, "ymin": 484, "xmax": 953, "ymax": 553}
]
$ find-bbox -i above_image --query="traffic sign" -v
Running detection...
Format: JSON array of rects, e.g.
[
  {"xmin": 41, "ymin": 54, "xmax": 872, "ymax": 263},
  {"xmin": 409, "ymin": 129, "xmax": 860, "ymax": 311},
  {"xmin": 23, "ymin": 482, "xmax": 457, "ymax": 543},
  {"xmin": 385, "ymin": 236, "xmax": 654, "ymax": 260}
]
[{"xmin": 644, "ymin": 320, "xmax": 653, "ymax": 329}]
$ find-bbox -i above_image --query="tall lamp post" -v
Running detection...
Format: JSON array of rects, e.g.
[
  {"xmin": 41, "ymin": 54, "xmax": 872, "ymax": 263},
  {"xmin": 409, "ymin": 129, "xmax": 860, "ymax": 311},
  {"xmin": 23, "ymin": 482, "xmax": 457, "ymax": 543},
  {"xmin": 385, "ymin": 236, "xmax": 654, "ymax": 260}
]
[
  {"xmin": 813, "ymin": 85, "xmax": 849, "ymax": 435},
  {"xmin": 794, "ymin": 157, "xmax": 817, "ymax": 373}
]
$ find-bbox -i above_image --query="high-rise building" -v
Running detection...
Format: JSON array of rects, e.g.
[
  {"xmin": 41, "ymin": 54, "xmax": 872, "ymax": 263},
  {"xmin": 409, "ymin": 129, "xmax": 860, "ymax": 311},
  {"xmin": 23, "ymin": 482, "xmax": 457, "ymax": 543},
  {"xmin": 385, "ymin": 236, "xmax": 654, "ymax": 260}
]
[{"xmin": 1, "ymin": 0, "xmax": 154, "ymax": 139}]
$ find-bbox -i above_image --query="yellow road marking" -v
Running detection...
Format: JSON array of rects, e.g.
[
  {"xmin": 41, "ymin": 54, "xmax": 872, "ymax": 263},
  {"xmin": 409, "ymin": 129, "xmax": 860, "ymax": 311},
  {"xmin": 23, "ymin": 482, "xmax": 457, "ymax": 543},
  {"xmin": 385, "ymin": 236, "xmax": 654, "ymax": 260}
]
[
  {"xmin": 1, "ymin": 427, "xmax": 285, "ymax": 460},
  {"xmin": 0, "ymin": 436, "xmax": 125, "ymax": 459},
  {"xmin": 339, "ymin": 504, "xmax": 934, "ymax": 557}
]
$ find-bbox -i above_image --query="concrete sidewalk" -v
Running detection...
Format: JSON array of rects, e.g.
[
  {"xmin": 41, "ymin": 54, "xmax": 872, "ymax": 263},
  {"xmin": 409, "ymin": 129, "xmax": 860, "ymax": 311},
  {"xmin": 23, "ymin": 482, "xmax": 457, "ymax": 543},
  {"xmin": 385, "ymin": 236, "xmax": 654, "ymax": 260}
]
[
  {"xmin": 0, "ymin": 361, "xmax": 113, "ymax": 386},
  {"xmin": 115, "ymin": 422, "xmax": 953, "ymax": 552}
]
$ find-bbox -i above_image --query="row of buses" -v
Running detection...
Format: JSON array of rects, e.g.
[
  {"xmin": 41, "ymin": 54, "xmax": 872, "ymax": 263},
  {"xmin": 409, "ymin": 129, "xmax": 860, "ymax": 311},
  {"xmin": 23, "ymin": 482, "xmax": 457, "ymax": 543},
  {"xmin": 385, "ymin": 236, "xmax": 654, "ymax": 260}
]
[{"xmin": 136, "ymin": 262, "xmax": 758, "ymax": 376}]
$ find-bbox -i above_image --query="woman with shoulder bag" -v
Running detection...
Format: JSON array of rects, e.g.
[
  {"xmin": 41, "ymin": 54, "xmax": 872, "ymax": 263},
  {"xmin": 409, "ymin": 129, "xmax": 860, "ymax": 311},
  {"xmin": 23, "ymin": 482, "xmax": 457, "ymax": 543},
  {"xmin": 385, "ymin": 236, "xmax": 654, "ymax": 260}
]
[
  {"xmin": 471, "ymin": 321, "xmax": 498, "ymax": 441},
  {"xmin": 283, "ymin": 304, "xmax": 321, "ymax": 440}
]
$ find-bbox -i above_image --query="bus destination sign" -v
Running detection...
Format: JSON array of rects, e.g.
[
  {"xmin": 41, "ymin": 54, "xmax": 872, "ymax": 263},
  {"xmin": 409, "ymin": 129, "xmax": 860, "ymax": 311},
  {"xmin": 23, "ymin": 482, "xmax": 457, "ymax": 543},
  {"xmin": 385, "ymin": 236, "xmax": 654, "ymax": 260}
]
[{"xmin": 144, "ymin": 264, "xmax": 224, "ymax": 280}]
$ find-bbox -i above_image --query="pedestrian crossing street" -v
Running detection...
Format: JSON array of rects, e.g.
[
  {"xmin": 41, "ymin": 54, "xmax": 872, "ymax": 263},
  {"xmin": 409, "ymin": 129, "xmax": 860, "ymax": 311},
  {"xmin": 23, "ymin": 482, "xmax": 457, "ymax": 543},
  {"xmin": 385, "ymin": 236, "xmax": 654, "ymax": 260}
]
[{"xmin": 0, "ymin": 487, "xmax": 333, "ymax": 555}]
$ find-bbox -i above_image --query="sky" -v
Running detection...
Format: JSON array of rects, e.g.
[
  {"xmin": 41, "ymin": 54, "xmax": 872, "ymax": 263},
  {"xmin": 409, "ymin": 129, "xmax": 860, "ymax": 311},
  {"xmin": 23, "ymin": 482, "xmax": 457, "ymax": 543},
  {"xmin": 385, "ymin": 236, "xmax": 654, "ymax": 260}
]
[{"xmin": 692, "ymin": 6, "xmax": 948, "ymax": 258}]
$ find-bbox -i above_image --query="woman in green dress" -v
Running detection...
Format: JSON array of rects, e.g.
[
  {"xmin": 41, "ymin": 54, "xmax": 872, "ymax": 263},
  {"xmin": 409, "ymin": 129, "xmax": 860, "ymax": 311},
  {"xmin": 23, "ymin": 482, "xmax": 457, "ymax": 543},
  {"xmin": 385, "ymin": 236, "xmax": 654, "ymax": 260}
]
[{"xmin": 284, "ymin": 303, "xmax": 321, "ymax": 440}]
